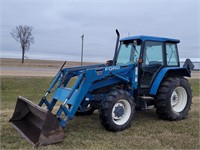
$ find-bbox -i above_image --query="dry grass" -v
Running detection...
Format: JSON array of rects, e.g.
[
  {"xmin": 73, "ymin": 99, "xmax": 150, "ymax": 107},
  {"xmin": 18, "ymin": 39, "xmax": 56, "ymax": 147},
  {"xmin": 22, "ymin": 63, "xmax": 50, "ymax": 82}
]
[
  {"xmin": 0, "ymin": 58, "xmax": 97, "ymax": 68},
  {"xmin": 0, "ymin": 77, "xmax": 199, "ymax": 149},
  {"xmin": 0, "ymin": 58, "xmax": 101, "ymax": 77}
]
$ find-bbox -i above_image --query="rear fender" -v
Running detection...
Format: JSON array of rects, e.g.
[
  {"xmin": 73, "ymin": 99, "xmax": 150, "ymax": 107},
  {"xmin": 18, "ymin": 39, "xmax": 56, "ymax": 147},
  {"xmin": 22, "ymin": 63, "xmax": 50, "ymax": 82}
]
[{"xmin": 149, "ymin": 67, "xmax": 191, "ymax": 95}]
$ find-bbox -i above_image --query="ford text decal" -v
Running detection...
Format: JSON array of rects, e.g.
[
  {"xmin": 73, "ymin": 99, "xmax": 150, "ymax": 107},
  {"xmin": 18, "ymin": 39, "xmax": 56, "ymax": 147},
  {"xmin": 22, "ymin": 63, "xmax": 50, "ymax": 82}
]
[{"xmin": 105, "ymin": 66, "xmax": 120, "ymax": 71}]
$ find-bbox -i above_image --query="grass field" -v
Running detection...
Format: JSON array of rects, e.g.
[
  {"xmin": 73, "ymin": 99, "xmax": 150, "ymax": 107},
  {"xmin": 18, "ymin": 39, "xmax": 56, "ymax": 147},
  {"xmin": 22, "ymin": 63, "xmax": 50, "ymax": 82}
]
[{"xmin": 1, "ymin": 77, "xmax": 200, "ymax": 149}]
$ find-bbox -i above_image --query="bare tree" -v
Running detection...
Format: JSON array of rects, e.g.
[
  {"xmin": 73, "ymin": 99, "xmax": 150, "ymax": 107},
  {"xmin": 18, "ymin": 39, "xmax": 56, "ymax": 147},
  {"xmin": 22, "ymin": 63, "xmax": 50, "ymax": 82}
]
[{"xmin": 11, "ymin": 25, "xmax": 34, "ymax": 64}]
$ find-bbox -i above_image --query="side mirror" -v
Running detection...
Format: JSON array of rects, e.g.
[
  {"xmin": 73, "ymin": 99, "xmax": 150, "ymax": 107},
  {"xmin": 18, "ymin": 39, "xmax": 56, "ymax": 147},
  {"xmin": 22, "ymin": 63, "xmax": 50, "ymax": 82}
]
[
  {"xmin": 106, "ymin": 60, "xmax": 113, "ymax": 66},
  {"xmin": 183, "ymin": 58, "xmax": 194, "ymax": 70}
]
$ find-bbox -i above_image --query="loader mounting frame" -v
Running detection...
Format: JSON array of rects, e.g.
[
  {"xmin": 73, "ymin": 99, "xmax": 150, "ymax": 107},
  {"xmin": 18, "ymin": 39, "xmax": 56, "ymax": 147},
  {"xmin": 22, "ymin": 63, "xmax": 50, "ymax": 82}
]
[{"xmin": 39, "ymin": 64, "xmax": 138, "ymax": 127}]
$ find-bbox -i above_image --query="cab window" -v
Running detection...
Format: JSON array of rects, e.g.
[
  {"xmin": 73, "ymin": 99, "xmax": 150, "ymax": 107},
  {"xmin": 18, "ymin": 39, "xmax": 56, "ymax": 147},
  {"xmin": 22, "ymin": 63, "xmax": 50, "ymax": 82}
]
[
  {"xmin": 116, "ymin": 44, "xmax": 132, "ymax": 65},
  {"xmin": 166, "ymin": 43, "xmax": 179, "ymax": 66},
  {"xmin": 143, "ymin": 41, "xmax": 163, "ymax": 66},
  {"xmin": 116, "ymin": 42, "xmax": 141, "ymax": 65}
]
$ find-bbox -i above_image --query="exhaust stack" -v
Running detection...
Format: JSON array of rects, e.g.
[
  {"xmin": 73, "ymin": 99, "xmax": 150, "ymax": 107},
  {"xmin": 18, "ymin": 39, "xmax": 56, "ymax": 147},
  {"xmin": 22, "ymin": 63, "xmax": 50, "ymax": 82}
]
[{"xmin": 113, "ymin": 29, "xmax": 120, "ymax": 65}]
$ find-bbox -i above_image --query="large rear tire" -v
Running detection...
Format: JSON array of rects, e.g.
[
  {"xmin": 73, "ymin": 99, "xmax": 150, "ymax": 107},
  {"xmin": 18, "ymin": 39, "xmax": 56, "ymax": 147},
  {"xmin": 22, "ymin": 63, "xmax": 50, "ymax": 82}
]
[
  {"xmin": 156, "ymin": 77, "xmax": 192, "ymax": 120},
  {"xmin": 99, "ymin": 90, "xmax": 135, "ymax": 131}
]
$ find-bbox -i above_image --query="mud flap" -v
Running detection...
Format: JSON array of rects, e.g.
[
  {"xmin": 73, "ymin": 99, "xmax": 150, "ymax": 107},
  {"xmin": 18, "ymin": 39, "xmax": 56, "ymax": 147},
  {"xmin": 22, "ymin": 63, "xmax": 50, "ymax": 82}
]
[{"xmin": 9, "ymin": 96, "xmax": 64, "ymax": 148}]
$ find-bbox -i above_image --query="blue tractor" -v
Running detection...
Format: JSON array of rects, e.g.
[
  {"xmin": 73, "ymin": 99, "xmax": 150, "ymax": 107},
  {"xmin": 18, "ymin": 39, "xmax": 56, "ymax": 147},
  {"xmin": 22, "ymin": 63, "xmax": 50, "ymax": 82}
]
[{"xmin": 10, "ymin": 30, "xmax": 192, "ymax": 147}]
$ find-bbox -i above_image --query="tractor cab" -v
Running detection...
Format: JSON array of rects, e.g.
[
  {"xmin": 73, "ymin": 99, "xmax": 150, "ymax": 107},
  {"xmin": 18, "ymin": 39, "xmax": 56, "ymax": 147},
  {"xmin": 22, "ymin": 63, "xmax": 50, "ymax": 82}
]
[{"xmin": 116, "ymin": 36, "xmax": 180, "ymax": 90}]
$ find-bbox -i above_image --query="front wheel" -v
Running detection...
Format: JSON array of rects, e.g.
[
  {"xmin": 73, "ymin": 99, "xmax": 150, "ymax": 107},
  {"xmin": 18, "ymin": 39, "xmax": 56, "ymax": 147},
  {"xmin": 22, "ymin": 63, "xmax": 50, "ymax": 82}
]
[
  {"xmin": 99, "ymin": 90, "xmax": 135, "ymax": 131},
  {"xmin": 156, "ymin": 77, "xmax": 192, "ymax": 120}
]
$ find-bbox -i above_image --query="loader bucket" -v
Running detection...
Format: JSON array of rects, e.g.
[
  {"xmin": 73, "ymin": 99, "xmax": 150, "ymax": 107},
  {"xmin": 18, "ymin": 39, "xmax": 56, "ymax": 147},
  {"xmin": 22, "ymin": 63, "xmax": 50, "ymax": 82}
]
[{"xmin": 9, "ymin": 96, "xmax": 64, "ymax": 148}]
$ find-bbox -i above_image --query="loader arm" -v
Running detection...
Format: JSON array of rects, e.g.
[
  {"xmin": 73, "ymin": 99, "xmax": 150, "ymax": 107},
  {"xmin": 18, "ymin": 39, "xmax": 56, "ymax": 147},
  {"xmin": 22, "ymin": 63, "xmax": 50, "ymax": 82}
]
[{"xmin": 39, "ymin": 63, "xmax": 137, "ymax": 127}]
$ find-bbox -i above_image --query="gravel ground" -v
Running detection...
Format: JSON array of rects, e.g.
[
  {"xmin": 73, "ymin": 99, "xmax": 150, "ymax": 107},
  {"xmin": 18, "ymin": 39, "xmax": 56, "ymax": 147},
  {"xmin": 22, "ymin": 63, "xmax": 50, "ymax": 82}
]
[
  {"xmin": 0, "ymin": 58, "xmax": 98, "ymax": 77},
  {"xmin": 1, "ymin": 58, "xmax": 199, "ymax": 78},
  {"xmin": 190, "ymin": 71, "xmax": 200, "ymax": 79}
]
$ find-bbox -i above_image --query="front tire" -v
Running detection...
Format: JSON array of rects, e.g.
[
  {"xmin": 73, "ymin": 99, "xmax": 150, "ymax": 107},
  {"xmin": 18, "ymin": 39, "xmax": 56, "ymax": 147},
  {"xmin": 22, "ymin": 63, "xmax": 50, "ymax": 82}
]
[
  {"xmin": 156, "ymin": 77, "xmax": 192, "ymax": 120},
  {"xmin": 99, "ymin": 90, "xmax": 135, "ymax": 131}
]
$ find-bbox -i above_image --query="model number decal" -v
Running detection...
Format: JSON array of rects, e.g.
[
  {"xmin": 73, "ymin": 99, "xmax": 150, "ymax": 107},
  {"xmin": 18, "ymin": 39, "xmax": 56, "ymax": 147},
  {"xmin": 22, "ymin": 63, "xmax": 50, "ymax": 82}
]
[{"xmin": 105, "ymin": 66, "xmax": 120, "ymax": 71}]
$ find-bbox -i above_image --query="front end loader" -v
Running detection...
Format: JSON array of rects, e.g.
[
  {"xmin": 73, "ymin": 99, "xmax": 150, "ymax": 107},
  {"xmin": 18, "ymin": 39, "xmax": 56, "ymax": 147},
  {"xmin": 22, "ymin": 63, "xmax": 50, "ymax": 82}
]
[
  {"xmin": 10, "ymin": 61, "xmax": 137, "ymax": 147},
  {"xmin": 10, "ymin": 30, "xmax": 192, "ymax": 147}
]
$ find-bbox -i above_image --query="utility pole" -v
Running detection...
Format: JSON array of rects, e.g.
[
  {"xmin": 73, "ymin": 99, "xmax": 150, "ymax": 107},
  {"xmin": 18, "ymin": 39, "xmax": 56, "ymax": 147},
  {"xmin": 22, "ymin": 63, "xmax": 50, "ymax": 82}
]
[{"xmin": 81, "ymin": 34, "xmax": 84, "ymax": 66}]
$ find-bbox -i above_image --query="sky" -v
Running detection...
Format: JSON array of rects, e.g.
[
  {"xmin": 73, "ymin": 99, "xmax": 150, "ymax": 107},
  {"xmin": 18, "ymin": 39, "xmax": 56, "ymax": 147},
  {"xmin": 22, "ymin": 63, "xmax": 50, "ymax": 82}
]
[{"xmin": 0, "ymin": 0, "xmax": 199, "ymax": 62}]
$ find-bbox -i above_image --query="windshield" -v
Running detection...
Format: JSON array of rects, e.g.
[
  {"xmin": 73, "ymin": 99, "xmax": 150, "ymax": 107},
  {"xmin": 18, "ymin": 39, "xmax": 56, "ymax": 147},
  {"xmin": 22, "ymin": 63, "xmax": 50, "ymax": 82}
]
[{"xmin": 116, "ymin": 42, "xmax": 141, "ymax": 65}]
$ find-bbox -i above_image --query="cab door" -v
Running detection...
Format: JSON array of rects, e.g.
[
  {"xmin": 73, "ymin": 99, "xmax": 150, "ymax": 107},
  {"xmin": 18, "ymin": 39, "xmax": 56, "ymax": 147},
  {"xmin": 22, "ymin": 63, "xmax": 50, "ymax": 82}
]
[{"xmin": 140, "ymin": 41, "xmax": 164, "ymax": 88}]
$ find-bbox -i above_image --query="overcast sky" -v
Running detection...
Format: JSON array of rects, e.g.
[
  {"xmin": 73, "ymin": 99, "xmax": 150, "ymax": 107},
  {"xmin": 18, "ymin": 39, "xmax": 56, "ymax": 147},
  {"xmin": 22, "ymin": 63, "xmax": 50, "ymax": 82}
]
[{"xmin": 0, "ymin": 0, "xmax": 199, "ymax": 62}]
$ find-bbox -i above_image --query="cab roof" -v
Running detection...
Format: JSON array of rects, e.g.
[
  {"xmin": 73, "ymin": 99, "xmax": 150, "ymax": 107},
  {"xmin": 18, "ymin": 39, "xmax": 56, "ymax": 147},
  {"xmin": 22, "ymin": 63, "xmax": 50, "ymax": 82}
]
[{"xmin": 120, "ymin": 35, "xmax": 180, "ymax": 43}]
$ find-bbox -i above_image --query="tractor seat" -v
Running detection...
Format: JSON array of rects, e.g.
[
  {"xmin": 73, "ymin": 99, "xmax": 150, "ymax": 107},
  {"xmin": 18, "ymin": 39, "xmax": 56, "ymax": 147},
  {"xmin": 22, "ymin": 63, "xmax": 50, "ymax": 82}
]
[{"xmin": 142, "ymin": 61, "xmax": 162, "ymax": 75}]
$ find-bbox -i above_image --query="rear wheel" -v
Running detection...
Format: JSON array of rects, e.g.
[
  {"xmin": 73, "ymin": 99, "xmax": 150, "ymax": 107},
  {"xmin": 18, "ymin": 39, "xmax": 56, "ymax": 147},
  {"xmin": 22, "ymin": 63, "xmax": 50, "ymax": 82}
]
[
  {"xmin": 99, "ymin": 90, "xmax": 135, "ymax": 131},
  {"xmin": 156, "ymin": 77, "xmax": 192, "ymax": 120}
]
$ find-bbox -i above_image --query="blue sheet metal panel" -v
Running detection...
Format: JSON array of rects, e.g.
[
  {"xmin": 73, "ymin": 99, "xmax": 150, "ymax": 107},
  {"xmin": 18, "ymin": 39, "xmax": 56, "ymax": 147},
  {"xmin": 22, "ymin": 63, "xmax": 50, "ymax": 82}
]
[
  {"xmin": 68, "ymin": 78, "xmax": 93, "ymax": 117},
  {"xmin": 150, "ymin": 67, "xmax": 191, "ymax": 95},
  {"xmin": 132, "ymin": 65, "xmax": 138, "ymax": 89},
  {"xmin": 86, "ymin": 64, "xmax": 134, "ymax": 82},
  {"xmin": 87, "ymin": 64, "xmax": 134, "ymax": 92},
  {"xmin": 52, "ymin": 88, "xmax": 84, "ymax": 106},
  {"xmin": 52, "ymin": 88, "xmax": 71, "ymax": 102},
  {"xmin": 120, "ymin": 35, "xmax": 180, "ymax": 43},
  {"xmin": 89, "ymin": 77, "xmax": 121, "ymax": 91}
]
